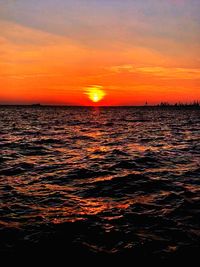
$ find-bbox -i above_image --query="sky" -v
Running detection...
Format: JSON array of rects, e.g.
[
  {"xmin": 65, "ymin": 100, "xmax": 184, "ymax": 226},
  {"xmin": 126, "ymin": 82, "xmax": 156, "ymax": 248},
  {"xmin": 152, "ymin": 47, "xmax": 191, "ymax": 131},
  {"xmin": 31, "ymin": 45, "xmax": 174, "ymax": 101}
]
[{"xmin": 0, "ymin": 0, "xmax": 200, "ymax": 105}]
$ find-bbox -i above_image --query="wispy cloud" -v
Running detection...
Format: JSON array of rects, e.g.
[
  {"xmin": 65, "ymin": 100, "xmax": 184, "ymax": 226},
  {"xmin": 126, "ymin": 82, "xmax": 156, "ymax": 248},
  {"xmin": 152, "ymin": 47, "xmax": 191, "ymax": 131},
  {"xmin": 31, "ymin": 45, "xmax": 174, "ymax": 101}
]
[
  {"xmin": 108, "ymin": 65, "xmax": 200, "ymax": 79},
  {"xmin": 1, "ymin": 0, "xmax": 200, "ymax": 53},
  {"xmin": 0, "ymin": 74, "xmax": 63, "ymax": 80}
]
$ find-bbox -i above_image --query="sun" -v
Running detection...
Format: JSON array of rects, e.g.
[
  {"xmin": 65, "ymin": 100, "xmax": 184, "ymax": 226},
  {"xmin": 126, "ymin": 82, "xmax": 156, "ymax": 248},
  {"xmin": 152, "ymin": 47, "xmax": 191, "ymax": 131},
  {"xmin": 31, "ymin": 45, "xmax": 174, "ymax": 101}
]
[{"xmin": 84, "ymin": 85, "xmax": 106, "ymax": 103}]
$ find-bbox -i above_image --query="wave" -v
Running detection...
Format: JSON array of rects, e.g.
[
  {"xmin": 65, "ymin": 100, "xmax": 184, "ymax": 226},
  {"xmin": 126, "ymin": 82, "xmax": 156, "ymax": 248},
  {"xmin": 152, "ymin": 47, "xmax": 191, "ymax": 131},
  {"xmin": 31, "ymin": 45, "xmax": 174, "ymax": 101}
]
[{"xmin": 0, "ymin": 106, "xmax": 200, "ymax": 261}]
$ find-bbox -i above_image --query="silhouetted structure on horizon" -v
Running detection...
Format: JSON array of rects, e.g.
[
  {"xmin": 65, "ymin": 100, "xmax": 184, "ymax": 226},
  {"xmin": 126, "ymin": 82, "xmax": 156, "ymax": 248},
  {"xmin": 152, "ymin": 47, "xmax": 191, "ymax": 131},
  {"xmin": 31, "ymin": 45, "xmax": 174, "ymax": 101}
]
[{"xmin": 157, "ymin": 101, "xmax": 200, "ymax": 108}]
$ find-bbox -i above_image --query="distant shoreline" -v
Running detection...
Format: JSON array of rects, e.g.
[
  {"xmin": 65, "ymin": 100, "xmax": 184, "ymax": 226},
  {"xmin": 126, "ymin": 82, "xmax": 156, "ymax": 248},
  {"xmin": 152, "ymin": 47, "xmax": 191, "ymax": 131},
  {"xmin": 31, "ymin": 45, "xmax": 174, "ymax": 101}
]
[{"xmin": 0, "ymin": 104, "xmax": 200, "ymax": 108}]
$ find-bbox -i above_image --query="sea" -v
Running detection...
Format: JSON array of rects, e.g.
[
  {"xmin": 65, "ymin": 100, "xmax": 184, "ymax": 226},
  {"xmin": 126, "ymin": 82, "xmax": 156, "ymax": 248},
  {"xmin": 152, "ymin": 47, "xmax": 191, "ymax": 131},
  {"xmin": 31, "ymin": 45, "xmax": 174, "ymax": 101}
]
[{"xmin": 0, "ymin": 106, "xmax": 200, "ymax": 263}]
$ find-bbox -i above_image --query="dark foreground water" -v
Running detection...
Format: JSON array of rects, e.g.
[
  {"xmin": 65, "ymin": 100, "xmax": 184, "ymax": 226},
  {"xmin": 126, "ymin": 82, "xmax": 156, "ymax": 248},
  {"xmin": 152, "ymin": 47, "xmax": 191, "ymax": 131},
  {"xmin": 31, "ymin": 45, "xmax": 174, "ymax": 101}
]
[{"xmin": 0, "ymin": 106, "xmax": 200, "ymax": 263}]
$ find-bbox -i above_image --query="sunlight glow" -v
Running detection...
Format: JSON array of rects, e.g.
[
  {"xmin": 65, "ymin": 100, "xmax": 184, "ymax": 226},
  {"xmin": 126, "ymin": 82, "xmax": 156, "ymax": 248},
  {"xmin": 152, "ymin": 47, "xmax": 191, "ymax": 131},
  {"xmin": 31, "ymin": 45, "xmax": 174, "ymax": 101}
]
[{"xmin": 85, "ymin": 85, "xmax": 106, "ymax": 103}]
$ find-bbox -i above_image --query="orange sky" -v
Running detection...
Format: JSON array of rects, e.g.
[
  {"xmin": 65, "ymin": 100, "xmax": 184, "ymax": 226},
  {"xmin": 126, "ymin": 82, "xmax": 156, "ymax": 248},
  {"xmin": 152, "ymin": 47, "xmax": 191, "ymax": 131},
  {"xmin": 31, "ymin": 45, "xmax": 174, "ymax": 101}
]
[{"xmin": 0, "ymin": 0, "xmax": 200, "ymax": 105}]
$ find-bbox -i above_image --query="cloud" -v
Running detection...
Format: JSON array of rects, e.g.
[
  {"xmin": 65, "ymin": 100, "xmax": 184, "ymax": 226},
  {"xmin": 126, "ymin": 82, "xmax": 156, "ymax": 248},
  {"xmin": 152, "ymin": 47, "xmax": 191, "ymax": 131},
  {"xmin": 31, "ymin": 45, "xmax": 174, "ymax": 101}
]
[
  {"xmin": 0, "ymin": 20, "xmax": 68, "ymax": 46},
  {"xmin": 108, "ymin": 65, "xmax": 135, "ymax": 73},
  {"xmin": 108, "ymin": 65, "xmax": 200, "ymax": 79},
  {"xmin": 1, "ymin": 0, "xmax": 200, "ymax": 54},
  {"xmin": 137, "ymin": 67, "xmax": 200, "ymax": 79},
  {"xmin": 0, "ymin": 73, "xmax": 63, "ymax": 80}
]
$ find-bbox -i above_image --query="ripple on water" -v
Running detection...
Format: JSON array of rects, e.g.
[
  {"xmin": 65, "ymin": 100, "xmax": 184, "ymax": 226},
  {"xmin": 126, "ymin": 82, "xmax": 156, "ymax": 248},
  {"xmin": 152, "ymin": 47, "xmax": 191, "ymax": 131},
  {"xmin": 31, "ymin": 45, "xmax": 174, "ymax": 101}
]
[{"xmin": 0, "ymin": 106, "xmax": 200, "ymax": 262}]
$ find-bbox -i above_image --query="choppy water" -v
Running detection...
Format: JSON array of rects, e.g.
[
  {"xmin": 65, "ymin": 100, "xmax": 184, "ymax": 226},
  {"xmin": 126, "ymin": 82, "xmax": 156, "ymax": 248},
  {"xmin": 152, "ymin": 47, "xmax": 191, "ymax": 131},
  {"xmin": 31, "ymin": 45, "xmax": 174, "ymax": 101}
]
[{"xmin": 0, "ymin": 106, "xmax": 200, "ymax": 262}]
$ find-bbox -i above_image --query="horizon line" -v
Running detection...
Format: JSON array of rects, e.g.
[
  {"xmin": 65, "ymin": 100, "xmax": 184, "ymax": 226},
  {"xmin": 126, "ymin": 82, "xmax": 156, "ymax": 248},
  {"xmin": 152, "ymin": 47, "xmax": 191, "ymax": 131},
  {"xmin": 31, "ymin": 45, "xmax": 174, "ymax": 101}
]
[{"xmin": 0, "ymin": 103, "xmax": 200, "ymax": 108}]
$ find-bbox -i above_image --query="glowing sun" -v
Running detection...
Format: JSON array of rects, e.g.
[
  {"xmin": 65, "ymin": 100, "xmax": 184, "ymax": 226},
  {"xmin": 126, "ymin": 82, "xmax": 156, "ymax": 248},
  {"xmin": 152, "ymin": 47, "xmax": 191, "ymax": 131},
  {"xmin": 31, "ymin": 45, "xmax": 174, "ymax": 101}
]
[{"xmin": 85, "ymin": 85, "xmax": 106, "ymax": 103}]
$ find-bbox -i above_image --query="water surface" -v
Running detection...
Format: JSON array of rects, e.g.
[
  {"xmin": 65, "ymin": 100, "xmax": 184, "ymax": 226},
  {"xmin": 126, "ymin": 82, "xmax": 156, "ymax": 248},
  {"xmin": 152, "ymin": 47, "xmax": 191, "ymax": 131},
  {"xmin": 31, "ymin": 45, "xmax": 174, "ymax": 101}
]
[{"xmin": 0, "ymin": 106, "xmax": 200, "ymax": 262}]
